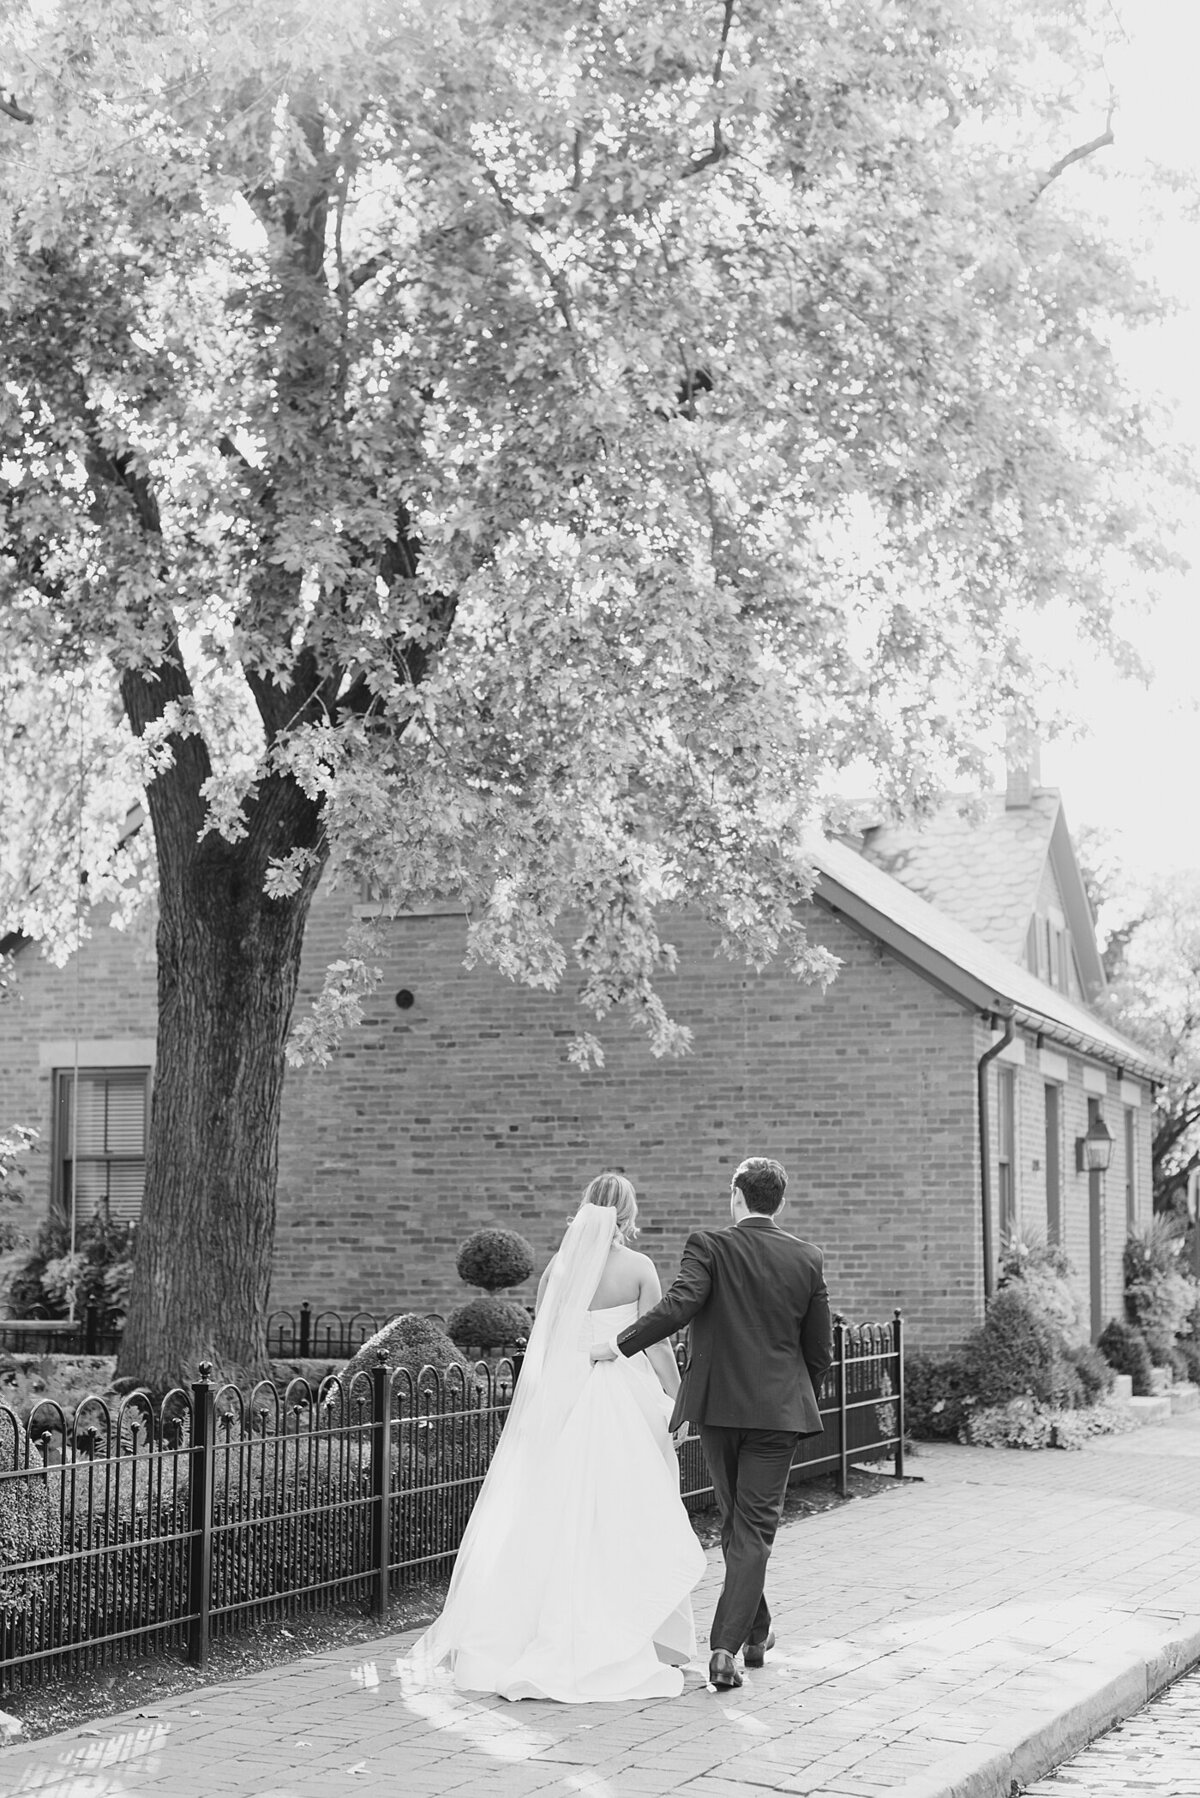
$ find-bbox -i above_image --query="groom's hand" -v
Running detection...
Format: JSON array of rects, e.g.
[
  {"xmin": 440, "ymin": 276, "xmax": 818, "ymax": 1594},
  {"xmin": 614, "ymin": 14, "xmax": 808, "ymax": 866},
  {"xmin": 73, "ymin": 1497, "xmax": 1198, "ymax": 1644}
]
[{"xmin": 590, "ymin": 1341, "xmax": 618, "ymax": 1363}]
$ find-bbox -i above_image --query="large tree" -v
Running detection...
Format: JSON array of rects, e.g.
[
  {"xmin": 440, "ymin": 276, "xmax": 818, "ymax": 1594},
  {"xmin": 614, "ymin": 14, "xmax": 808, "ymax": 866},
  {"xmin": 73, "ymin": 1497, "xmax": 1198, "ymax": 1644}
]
[{"xmin": 0, "ymin": 0, "xmax": 1186, "ymax": 1386}]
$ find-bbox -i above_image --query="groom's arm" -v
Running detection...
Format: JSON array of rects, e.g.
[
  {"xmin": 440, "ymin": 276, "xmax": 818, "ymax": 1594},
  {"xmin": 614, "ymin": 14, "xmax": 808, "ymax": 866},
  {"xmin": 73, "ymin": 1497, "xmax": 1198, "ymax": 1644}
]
[
  {"xmin": 801, "ymin": 1254, "xmax": 834, "ymax": 1388},
  {"xmin": 613, "ymin": 1232, "xmax": 715, "ymax": 1358}
]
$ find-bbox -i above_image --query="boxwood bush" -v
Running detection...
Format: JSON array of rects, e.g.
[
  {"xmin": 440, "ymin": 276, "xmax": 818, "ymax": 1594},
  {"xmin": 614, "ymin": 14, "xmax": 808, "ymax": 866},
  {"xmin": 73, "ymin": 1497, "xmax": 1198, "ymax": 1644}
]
[
  {"xmin": 446, "ymin": 1294, "xmax": 532, "ymax": 1351},
  {"xmin": 455, "ymin": 1229, "xmax": 535, "ymax": 1294},
  {"xmin": 0, "ymin": 1413, "xmax": 61, "ymax": 1617},
  {"xmin": 1097, "ymin": 1317, "xmax": 1154, "ymax": 1395}
]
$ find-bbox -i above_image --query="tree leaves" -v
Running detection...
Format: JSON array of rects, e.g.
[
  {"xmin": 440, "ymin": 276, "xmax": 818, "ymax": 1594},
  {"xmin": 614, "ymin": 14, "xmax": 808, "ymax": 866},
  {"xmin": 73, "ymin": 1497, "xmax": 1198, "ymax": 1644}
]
[{"xmin": 0, "ymin": 0, "xmax": 1192, "ymax": 1061}]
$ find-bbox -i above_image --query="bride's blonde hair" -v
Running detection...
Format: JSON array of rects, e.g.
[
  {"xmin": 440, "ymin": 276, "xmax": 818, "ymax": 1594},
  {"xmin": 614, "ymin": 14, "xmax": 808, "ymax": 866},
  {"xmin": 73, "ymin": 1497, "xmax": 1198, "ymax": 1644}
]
[{"xmin": 580, "ymin": 1171, "xmax": 639, "ymax": 1244}]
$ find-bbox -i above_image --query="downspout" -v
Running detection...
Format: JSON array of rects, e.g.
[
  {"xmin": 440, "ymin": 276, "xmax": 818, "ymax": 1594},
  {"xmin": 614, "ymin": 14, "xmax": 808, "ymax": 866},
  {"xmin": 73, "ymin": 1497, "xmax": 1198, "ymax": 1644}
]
[{"xmin": 977, "ymin": 1005, "xmax": 1016, "ymax": 1303}]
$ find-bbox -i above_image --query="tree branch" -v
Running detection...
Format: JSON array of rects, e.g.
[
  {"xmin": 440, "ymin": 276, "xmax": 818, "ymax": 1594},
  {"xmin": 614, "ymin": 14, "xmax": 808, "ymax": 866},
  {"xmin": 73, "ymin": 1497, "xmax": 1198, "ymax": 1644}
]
[
  {"xmin": 1030, "ymin": 101, "xmax": 1115, "ymax": 203},
  {"xmin": 0, "ymin": 93, "xmax": 34, "ymax": 125},
  {"xmin": 347, "ymin": 252, "xmax": 388, "ymax": 292},
  {"xmin": 217, "ymin": 434, "xmax": 275, "ymax": 511},
  {"xmin": 682, "ymin": 0, "xmax": 735, "ymax": 178},
  {"xmin": 481, "ymin": 165, "xmax": 577, "ymax": 333}
]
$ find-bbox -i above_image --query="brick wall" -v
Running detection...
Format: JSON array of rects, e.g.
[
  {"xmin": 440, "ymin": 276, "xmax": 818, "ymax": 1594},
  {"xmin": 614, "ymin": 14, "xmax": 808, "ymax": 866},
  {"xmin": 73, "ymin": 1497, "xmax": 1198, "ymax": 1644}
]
[
  {"xmin": 274, "ymin": 892, "xmax": 984, "ymax": 1349},
  {"xmin": 0, "ymin": 910, "xmax": 158, "ymax": 1222}
]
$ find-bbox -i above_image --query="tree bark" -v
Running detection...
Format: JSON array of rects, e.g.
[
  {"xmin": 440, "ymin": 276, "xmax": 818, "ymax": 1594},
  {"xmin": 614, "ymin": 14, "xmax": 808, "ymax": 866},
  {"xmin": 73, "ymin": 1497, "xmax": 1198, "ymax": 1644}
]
[{"xmin": 116, "ymin": 726, "xmax": 326, "ymax": 1390}]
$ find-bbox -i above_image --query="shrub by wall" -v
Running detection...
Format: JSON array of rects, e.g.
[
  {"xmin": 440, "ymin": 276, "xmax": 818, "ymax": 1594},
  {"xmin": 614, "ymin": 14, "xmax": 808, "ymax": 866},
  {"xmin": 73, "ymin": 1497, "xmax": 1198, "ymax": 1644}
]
[
  {"xmin": 960, "ymin": 1288, "xmax": 1060, "ymax": 1409},
  {"xmin": 997, "ymin": 1232, "xmax": 1084, "ymax": 1347},
  {"xmin": 905, "ymin": 1351, "xmax": 974, "ymax": 1440},
  {"xmin": 338, "ymin": 1314, "xmax": 468, "ymax": 1396},
  {"xmin": 1097, "ymin": 1318, "xmax": 1154, "ymax": 1396},
  {"xmin": 455, "ymin": 1230, "xmax": 535, "ymax": 1294},
  {"xmin": 1123, "ymin": 1218, "xmax": 1196, "ymax": 1364},
  {"xmin": 1063, "ymin": 1342, "xmax": 1114, "ymax": 1405},
  {"xmin": 446, "ymin": 1295, "xmax": 532, "ymax": 1351},
  {"xmin": 0, "ymin": 1413, "xmax": 60, "ymax": 1616}
]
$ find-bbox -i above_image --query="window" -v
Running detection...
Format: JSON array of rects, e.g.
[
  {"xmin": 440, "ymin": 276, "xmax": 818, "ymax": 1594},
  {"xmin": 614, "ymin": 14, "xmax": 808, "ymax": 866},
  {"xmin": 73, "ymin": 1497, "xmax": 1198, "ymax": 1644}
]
[
  {"xmin": 1044, "ymin": 1083, "xmax": 1062, "ymax": 1244},
  {"xmin": 1125, "ymin": 1108, "xmax": 1137, "ymax": 1227},
  {"xmin": 55, "ymin": 1067, "xmax": 150, "ymax": 1226},
  {"xmin": 997, "ymin": 1066, "xmax": 1017, "ymax": 1240}
]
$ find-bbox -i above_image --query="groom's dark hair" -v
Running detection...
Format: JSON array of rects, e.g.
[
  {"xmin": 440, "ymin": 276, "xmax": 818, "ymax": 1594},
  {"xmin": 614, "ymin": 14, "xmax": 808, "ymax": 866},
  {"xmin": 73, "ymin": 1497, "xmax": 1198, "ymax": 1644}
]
[{"xmin": 734, "ymin": 1157, "xmax": 788, "ymax": 1214}]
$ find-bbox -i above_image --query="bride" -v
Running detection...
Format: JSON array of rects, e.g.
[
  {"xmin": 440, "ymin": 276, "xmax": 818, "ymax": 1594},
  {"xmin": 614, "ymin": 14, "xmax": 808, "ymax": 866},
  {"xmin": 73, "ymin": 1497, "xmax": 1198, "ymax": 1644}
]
[{"xmin": 410, "ymin": 1173, "xmax": 707, "ymax": 1701}]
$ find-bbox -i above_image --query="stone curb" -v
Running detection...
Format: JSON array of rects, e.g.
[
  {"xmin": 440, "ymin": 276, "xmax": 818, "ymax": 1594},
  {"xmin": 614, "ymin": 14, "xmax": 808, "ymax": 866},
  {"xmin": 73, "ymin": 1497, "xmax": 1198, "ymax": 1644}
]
[{"xmin": 918, "ymin": 1621, "xmax": 1200, "ymax": 1798}]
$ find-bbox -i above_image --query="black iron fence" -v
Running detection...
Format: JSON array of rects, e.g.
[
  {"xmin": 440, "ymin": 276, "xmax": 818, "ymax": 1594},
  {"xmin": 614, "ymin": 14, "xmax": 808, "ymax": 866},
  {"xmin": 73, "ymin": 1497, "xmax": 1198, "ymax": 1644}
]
[
  {"xmin": 0, "ymin": 1304, "xmax": 517, "ymax": 1364},
  {"xmin": 0, "ymin": 1312, "xmax": 902, "ymax": 1695},
  {"xmin": 0, "ymin": 1308, "xmax": 122, "ymax": 1358},
  {"xmin": 266, "ymin": 1305, "xmax": 385, "ymax": 1361}
]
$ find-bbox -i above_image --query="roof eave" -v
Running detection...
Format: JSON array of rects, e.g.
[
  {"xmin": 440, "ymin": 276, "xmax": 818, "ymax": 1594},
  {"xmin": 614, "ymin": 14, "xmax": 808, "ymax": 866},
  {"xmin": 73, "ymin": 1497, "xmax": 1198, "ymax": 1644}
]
[
  {"xmin": 813, "ymin": 873, "xmax": 1164, "ymax": 1085},
  {"xmin": 813, "ymin": 877, "xmax": 1008, "ymax": 1016}
]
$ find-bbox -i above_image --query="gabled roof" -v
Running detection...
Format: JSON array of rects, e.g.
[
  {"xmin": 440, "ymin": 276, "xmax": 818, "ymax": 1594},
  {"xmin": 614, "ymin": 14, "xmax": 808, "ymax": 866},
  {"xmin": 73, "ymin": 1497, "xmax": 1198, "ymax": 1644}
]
[
  {"xmin": 856, "ymin": 789, "xmax": 1105, "ymax": 1002},
  {"xmin": 810, "ymin": 837, "xmax": 1164, "ymax": 1083}
]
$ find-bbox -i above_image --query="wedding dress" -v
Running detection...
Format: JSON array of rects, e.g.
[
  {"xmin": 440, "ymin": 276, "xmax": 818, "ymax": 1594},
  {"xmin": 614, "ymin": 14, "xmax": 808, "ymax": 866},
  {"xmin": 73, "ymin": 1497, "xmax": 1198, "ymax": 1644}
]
[{"xmin": 410, "ymin": 1205, "xmax": 707, "ymax": 1701}]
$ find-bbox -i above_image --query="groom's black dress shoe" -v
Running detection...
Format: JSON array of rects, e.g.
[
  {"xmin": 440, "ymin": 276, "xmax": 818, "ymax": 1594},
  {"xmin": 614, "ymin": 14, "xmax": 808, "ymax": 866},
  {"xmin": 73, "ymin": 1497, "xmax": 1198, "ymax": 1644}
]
[
  {"xmin": 743, "ymin": 1630, "xmax": 776, "ymax": 1668},
  {"xmin": 708, "ymin": 1650, "xmax": 742, "ymax": 1690}
]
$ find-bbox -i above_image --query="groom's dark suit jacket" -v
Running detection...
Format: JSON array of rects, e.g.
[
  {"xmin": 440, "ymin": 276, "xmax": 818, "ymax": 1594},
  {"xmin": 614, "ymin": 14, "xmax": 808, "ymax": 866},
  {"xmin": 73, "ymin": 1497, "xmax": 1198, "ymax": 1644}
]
[{"xmin": 616, "ymin": 1217, "xmax": 833, "ymax": 1436}]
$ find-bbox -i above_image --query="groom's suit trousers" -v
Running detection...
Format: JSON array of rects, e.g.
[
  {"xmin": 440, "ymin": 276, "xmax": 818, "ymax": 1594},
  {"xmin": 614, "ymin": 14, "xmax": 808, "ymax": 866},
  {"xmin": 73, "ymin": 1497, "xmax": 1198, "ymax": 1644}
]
[{"xmin": 700, "ymin": 1424, "xmax": 798, "ymax": 1654}]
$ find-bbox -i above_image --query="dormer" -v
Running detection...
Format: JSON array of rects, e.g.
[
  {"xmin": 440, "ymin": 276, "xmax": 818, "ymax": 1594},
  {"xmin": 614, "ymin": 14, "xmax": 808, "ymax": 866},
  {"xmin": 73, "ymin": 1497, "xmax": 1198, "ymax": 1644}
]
[{"xmin": 856, "ymin": 781, "xmax": 1106, "ymax": 1009}]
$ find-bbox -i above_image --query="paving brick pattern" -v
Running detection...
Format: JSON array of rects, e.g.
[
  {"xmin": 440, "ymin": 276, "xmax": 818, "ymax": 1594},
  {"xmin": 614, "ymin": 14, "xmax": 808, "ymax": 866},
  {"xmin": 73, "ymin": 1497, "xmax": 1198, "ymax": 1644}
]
[
  {"xmin": 3, "ymin": 1418, "xmax": 1200, "ymax": 1798},
  {"xmin": 1022, "ymin": 1665, "xmax": 1200, "ymax": 1798}
]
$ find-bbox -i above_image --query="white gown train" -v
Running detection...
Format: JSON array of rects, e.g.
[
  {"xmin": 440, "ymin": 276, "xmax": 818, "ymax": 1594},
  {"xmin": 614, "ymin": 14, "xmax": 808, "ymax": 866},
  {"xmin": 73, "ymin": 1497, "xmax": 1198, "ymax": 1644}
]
[{"xmin": 411, "ymin": 1271, "xmax": 706, "ymax": 1701}]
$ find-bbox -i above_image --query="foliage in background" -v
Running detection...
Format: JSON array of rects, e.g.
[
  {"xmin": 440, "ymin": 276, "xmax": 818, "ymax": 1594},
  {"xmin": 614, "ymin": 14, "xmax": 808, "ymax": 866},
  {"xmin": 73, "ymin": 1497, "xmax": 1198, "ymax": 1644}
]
[
  {"xmin": 907, "ymin": 1237, "xmax": 1114, "ymax": 1447},
  {"xmin": 1097, "ymin": 1317, "xmax": 1154, "ymax": 1396},
  {"xmin": 1123, "ymin": 1215, "xmax": 1197, "ymax": 1362},
  {"xmin": 4, "ymin": 1215, "xmax": 136, "ymax": 1325},
  {"xmin": 0, "ymin": 1410, "xmax": 61, "ymax": 1615},
  {"xmin": 961, "ymin": 1396, "xmax": 1136, "ymax": 1450},
  {"xmin": 997, "ymin": 1227, "xmax": 1085, "ymax": 1347},
  {"xmin": 0, "ymin": 1124, "xmax": 37, "ymax": 1257},
  {"xmin": 1076, "ymin": 839, "xmax": 1200, "ymax": 1229}
]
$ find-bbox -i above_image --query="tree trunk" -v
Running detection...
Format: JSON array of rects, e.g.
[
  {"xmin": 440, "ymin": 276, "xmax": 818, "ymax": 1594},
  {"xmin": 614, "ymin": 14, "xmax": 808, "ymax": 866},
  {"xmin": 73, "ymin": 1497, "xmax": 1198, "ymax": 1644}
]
[{"xmin": 116, "ymin": 771, "xmax": 325, "ymax": 1391}]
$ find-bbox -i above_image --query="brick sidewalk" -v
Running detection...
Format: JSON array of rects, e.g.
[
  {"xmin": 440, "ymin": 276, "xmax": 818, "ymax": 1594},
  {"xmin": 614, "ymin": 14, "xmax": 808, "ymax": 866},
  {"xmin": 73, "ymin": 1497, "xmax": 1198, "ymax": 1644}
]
[{"xmin": 3, "ymin": 1414, "xmax": 1200, "ymax": 1798}]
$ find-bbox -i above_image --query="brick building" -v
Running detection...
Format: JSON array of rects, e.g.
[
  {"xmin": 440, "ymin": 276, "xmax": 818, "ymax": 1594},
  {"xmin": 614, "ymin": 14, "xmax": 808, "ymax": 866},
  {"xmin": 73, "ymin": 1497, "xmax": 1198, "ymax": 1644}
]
[{"xmin": 0, "ymin": 777, "xmax": 1162, "ymax": 1350}]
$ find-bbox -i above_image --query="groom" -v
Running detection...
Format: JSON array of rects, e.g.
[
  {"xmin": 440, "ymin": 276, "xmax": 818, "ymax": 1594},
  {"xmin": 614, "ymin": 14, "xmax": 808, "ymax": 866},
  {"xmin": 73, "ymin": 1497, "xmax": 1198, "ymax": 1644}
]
[{"xmin": 591, "ymin": 1156, "xmax": 833, "ymax": 1691}]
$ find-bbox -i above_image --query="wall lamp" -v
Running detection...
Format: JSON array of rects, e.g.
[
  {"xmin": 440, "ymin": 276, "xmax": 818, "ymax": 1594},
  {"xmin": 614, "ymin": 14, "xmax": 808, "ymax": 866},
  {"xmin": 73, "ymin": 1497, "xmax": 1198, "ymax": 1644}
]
[{"xmin": 1075, "ymin": 1111, "xmax": 1114, "ymax": 1174}]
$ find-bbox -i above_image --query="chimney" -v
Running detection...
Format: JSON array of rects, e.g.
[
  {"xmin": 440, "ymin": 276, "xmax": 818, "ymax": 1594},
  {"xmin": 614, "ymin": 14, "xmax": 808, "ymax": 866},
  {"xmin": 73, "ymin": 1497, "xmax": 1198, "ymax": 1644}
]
[{"xmin": 1005, "ymin": 722, "xmax": 1041, "ymax": 810}]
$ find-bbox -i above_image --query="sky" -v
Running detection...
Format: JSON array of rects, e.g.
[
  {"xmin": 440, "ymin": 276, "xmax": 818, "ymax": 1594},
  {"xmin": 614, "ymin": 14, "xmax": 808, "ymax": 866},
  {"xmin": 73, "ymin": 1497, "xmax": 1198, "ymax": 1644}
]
[{"xmin": 1037, "ymin": 0, "xmax": 1200, "ymax": 872}]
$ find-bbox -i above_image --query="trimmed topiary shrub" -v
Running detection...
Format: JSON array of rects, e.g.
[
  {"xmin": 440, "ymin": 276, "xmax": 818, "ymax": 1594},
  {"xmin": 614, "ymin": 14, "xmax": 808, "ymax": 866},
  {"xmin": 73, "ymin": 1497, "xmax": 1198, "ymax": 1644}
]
[
  {"xmin": 446, "ymin": 1294, "xmax": 532, "ymax": 1352},
  {"xmin": 338, "ymin": 1313, "xmax": 468, "ymax": 1395},
  {"xmin": 960, "ymin": 1287, "xmax": 1059, "ymax": 1409},
  {"xmin": 904, "ymin": 1351, "xmax": 974, "ymax": 1440},
  {"xmin": 1097, "ymin": 1317, "xmax": 1154, "ymax": 1396},
  {"xmin": 0, "ymin": 1411, "xmax": 60, "ymax": 1616},
  {"xmin": 1064, "ymin": 1342, "xmax": 1115, "ymax": 1405},
  {"xmin": 1177, "ymin": 1335, "xmax": 1200, "ymax": 1385},
  {"xmin": 455, "ymin": 1229, "xmax": 535, "ymax": 1294}
]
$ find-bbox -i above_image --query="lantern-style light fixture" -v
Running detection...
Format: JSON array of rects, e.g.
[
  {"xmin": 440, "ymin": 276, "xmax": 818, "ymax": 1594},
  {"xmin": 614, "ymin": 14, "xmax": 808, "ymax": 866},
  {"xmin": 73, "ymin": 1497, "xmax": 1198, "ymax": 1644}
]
[{"xmin": 1075, "ymin": 1111, "xmax": 1114, "ymax": 1174}]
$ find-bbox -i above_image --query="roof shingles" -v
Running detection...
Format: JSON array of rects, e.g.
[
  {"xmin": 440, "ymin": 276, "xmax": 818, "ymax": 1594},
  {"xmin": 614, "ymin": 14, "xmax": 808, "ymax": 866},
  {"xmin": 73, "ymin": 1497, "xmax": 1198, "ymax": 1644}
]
[{"xmin": 858, "ymin": 792, "xmax": 1060, "ymax": 962}]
